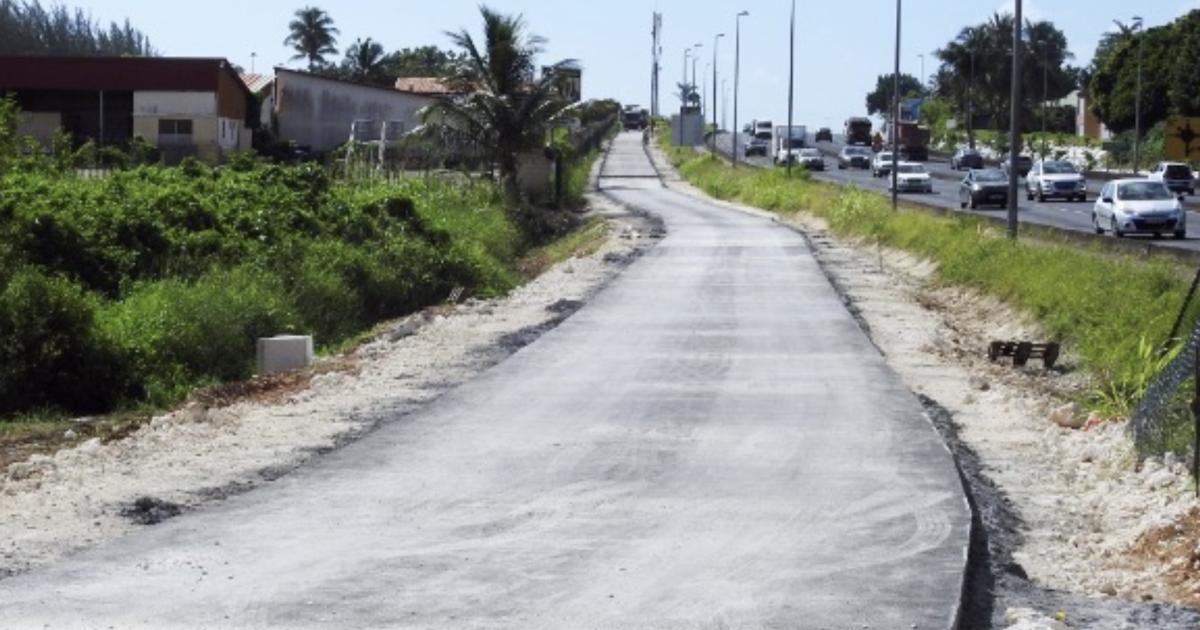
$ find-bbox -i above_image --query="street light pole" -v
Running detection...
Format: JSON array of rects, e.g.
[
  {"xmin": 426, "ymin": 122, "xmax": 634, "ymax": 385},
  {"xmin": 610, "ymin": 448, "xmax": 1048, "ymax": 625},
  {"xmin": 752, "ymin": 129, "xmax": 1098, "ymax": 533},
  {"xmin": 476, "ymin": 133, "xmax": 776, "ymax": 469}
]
[
  {"xmin": 683, "ymin": 48, "xmax": 690, "ymax": 88},
  {"xmin": 1007, "ymin": 0, "xmax": 1023, "ymax": 240},
  {"xmin": 968, "ymin": 47, "xmax": 975, "ymax": 148},
  {"xmin": 1041, "ymin": 50, "xmax": 1048, "ymax": 159},
  {"xmin": 713, "ymin": 33, "xmax": 724, "ymax": 152},
  {"xmin": 733, "ymin": 10, "xmax": 748, "ymax": 168},
  {"xmin": 891, "ymin": 0, "xmax": 901, "ymax": 211},
  {"xmin": 787, "ymin": 0, "xmax": 796, "ymax": 177},
  {"xmin": 1133, "ymin": 16, "xmax": 1144, "ymax": 174},
  {"xmin": 918, "ymin": 53, "xmax": 925, "ymax": 91},
  {"xmin": 722, "ymin": 79, "xmax": 728, "ymax": 131}
]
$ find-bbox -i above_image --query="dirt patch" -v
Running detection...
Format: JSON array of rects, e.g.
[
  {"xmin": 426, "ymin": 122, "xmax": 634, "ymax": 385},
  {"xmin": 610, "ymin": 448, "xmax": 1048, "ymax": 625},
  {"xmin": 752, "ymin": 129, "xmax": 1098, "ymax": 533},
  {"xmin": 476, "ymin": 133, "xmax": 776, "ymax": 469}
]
[
  {"xmin": 0, "ymin": 198, "xmax": 659, "ymax": 579},
  {"xmin": 1127, "ymin": 505, "xmax": 1200, "ymax": 608}
]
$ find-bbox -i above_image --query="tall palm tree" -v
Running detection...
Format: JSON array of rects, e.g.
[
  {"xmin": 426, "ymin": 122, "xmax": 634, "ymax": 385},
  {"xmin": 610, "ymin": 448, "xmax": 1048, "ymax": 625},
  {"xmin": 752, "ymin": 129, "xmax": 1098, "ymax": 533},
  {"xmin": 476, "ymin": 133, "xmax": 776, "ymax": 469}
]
[
  {"xmin": 284, "ymin": 6, "xmax": 339, "ymax": 71},
  {"xmin": 344, "ymin": 37, "xmax": 386, "ymax": 83},
  {"xmin": 425, "ymin": 6, "xmax": 574, "ymax": 201}
]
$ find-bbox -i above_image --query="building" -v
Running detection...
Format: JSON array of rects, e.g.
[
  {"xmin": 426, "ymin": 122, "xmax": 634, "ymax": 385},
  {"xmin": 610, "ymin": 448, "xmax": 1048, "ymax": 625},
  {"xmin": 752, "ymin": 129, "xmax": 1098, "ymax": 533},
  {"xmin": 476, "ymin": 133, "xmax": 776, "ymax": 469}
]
[
  {"xmin": 0, "ymin": 56, "xmax": 254, "ymax": 161},
  {"xmin": 394, "ymin": 77, "xmax": 462, "ymax": 97},
  {"xmin": 270, "ymin": 68, "xmax": 437, "ymax": 154},
  {"xmin": 1073, "ymin": 92, "xmax": 1111, "ymax": 141}
]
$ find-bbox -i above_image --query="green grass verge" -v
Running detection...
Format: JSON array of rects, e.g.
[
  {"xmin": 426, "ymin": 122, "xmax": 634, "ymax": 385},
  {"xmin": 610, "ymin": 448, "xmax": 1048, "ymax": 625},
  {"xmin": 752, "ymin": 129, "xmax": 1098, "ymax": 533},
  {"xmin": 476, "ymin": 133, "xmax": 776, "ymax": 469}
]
[
  {"xmin": 660, "ymin": 138, "xmax": 1199, "ymax": 427},
  {"xmin": 517, "ymin": 216, "xmax": 609, "ymax": 279}
]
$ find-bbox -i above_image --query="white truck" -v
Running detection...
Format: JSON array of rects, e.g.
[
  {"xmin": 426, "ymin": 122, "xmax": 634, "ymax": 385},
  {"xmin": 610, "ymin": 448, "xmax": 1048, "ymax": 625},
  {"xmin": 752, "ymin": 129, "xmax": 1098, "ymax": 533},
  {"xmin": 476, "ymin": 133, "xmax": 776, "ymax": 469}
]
[{"xmin": 772, "ymin": 125, "xmax": 807, "ymax": 165}]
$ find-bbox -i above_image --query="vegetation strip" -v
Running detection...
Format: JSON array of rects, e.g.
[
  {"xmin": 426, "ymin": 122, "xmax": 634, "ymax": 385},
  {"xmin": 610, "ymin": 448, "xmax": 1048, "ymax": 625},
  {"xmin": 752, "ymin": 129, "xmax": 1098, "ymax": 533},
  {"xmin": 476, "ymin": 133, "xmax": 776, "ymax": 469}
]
[{"xmin": 661, "ymin": 140, "xmax": 1200, "ymax": 436}]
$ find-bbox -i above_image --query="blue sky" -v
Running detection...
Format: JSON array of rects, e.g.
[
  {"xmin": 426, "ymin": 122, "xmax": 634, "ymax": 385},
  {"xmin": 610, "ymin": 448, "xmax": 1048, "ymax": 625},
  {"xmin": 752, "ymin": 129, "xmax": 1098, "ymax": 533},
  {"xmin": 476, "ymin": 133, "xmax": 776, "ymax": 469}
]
[{"xmin": 82, "ymin": 1, "xmax": 1200, "ymax": 128}]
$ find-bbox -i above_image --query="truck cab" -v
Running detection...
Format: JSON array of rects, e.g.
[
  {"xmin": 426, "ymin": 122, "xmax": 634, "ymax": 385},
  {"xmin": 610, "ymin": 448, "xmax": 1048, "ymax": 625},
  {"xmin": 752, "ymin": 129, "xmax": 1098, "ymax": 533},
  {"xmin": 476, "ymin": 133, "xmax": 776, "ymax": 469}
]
[{"xmin": 773, "ymin": 125, "xmax": 807, "ymax": 165}]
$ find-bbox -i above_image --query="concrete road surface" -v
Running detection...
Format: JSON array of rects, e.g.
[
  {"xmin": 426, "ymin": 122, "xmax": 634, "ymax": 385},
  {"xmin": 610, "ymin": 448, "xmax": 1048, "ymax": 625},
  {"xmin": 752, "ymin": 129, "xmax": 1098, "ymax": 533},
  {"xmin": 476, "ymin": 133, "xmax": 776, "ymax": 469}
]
[{"xmin": 0, "ymin": 132, "xmax": 970, "ymax": 629}]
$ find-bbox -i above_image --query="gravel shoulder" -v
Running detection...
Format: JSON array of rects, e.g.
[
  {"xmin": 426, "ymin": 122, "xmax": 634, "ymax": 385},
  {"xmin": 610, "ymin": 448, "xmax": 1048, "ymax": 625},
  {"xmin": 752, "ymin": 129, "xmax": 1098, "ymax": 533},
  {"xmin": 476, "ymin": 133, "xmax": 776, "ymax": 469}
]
[
  {"xmin": 0, "ymin": 193, "xmax": 659, "ymax": 578},
  {"xmin": 647, "ymin": 141, "xmax": 1200, "ymax": 628}
]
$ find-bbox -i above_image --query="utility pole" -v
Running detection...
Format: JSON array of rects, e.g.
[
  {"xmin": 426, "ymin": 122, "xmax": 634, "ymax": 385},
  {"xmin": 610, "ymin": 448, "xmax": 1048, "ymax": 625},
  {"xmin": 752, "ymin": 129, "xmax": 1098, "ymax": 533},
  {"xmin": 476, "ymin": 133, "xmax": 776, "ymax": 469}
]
[
  {"xmin": 1133, "ymin": 16, "xmax": 1144, "ymax": 174},
  {"xmin": 1007, "ymin": 0, "xmax": 1023, "ymax": 240},
  {"xmin": 968, "ymin": 46, "xmax": 975, "ymax": 149},
  {"xmin": 713, "ymin": 32, "xmax": 724, "ymax": 152},
  {"xmin": 691, "ymin": 43, "xmax": 702, "ymax": 103},
  {"xmin": 787, "ymin": 0, "xmax": 796, "ymax": 177},
  {"xmin": 891, "ymin": 0, "xmax": 901, "ymax": 211},
  {"xmin": 722, "ymin": 79, "xmax": 728, "ymax": 131},
  {"xmin": 918, "ymin": 53, "xmax": 925, "ymax": 91},
  {"xmin": 651, "ymin": 12, "xmax": 662, "ymax": 119},
  {"xmin": 733, "ymin": 10, "xmax": 748, "ymax": 168},
  {"xmin": 1041, "ymin": 49, "xmax": 1048, "ymax": 159}
]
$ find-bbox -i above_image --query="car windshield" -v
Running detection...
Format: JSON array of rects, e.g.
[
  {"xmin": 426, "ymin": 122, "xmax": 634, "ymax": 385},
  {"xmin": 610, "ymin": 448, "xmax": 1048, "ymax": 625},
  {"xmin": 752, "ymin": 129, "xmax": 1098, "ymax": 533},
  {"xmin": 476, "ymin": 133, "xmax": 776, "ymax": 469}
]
[
  {"xmin": 1118, "ymin": 181, "xmax": 1174, "ymax": 200},
  {"xmin": 1165, "ymin": 165, "xmax": 1193, "ymax": 178},
  {"xmin": 959, "ymin": 149, "xmax": 980, "ymax": 156},
  {"xmin": 898, "ymin": 164, "xmax": 926, "ymax": 174},
  {"xmin": 878, "ymin": 152, "xmax": 893, "ymax": 160},
  {"xmin": 974, "ymin": 169, "xmax": 1006, "ymax": 182},
  {"xmin": 1042, "ymin": 161, "xmax": 1076, "ymax": 174},
  {"xmin": 800, "ymin": 149, "xmax": 820, "ymax": 157},
  {"xmin": 845, "ymin": 147, "xmax": 869, "ymax": 156},
  {"xmin": 754, "ymin": 132, "xmax": 771, "ymax": 141}
]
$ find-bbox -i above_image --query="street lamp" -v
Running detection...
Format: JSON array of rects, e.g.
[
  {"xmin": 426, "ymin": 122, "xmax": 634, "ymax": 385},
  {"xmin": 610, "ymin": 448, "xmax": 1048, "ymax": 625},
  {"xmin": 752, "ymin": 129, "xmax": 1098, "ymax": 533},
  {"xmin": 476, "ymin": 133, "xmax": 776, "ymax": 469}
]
[
  {"xmin": 1007, "ymin": 0, "xmax": 1024, "ymax": 240},
  {"xmin": 722, "ymin": 79, "xmax": 728, "ymax": 131},
  {"xmin": 703, "ymin": 62, "xmax": 711, "ymax": 120},
  {"xmin": 733, "ymin": 10, "xmax": 748, "ymax": 168},
  {"xmin": 1128, "ymin": 16, "xmax": 1144, "ymax": 174},
  {"xmin": 918, "ymin": 53, "xmax": 925, "ymax": 91},
  {"xmin": 712, "ymin": 32, "xmax": 725, "ymax": 152},
  {"xmin": 891, "ymin": 0, "xmax": 901, "ymax": 211},
  {"xmin": 683, "ymin": 47, "xmax": 692, "ymax": 101},
  {"xmin": 691, "ymin": 42, "xmax": 702, "ymax": 102},
  {"xmin": 787, "ymin": 0, "xmax": 796, "ymax": 177}
]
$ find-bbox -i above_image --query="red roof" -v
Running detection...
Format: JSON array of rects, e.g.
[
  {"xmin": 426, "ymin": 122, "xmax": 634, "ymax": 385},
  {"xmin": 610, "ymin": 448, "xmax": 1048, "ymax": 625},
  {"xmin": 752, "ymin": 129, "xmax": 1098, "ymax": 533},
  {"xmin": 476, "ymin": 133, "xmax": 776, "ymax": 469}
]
[
  {"xmin": 240, "ymin": 72, "xmax": 274, "ymax": 94},
  {"xmin": 0, "ymin": 56, "xmax": 245, "ymax": 94},
  {"xmin": 394, "ymin": 77, "xmax": 461, "ymax": 96}
]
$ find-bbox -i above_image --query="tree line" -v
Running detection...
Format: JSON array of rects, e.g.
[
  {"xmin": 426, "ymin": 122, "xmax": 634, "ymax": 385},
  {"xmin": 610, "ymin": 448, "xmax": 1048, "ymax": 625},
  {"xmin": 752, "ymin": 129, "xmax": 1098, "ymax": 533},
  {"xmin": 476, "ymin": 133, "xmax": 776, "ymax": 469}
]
[
  {"xmin": 0, "ymin": 0, "xmax": 154, "ymax": 56},
  {"xmin": 283, "ymin": 6, "xmax": 464, "ymax": 86}
]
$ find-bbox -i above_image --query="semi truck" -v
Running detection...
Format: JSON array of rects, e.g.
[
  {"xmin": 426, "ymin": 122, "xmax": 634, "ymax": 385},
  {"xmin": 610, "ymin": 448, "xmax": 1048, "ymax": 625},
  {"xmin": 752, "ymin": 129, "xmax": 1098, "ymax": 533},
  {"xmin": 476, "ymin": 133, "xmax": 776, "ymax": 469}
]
[
  {"xmin": 772, "ymin": 125, "xmax": 807, "ymax": 165},
  {"xmin": 884, "ymin": 120, "xmax": 931, "ymax": 161},
  {"xmin": 844, "ymin": 117, "xmax": 872, "ymax": 146}
]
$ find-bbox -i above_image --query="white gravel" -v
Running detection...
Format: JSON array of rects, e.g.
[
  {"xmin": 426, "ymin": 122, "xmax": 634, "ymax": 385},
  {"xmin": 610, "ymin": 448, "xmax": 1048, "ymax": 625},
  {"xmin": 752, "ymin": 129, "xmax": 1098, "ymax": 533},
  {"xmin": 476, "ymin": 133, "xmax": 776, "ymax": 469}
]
[{"xmin": 0, "ymin": 196, "xmax": 655, "ymax": 577}]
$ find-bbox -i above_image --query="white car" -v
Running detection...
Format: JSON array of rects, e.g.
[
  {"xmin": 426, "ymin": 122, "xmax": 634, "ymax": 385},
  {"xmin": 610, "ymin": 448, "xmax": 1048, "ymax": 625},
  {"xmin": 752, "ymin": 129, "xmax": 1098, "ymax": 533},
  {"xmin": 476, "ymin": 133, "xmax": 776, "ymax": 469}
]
[
  {"xmin": 1148, "ymin": 161, "xmax": 1196, "ymax": 196},
  {"xmin": 871, "ymin": 151, "xmax": 895, "ymax": 178},
  {"xmin": 1093, "ymin": 179, "xmax": 1186, "ymax": 239},
  {"xmin": 1026, "ymin": 160, "xmax": 1087, "ymax": 202},
  {"xmin": 887, "ymin": 162, "xmax": 933, "ymax": 193}
]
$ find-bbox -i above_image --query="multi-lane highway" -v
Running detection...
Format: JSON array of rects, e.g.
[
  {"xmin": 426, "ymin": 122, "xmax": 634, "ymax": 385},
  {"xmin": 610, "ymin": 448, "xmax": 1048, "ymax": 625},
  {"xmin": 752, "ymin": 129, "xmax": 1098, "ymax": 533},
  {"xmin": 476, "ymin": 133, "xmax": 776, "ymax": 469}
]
[{"xmin": 715, "ymin": 132, "xmax": 1200, "ymax": 253}]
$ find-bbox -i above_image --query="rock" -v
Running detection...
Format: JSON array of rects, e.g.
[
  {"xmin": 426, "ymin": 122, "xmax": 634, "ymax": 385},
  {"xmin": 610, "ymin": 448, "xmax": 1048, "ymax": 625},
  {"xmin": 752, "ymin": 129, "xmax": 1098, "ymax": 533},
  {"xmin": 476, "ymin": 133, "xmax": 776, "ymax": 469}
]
[
  {"xmin": 1048, "ymin": 402, "xmax": 1084, "ymax": 429},
  {"xmin": 968, "ymin": 375, "xmax": 991, "ymax": 391},
  {"xmin": 1146, "ymin": 469, "xmax": 1177, "ymax": 490},
  {"xmin": 63, "ymin": 429, "xmax": 77, "ymax": 440},
  {"xmin": 76, "ymin": 438, "xmax": 102, "ymax": 454}
]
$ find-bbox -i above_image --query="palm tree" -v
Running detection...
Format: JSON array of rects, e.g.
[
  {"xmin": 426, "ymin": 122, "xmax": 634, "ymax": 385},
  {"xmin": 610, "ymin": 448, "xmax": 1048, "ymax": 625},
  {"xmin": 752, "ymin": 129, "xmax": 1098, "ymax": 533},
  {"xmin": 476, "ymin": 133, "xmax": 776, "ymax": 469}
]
[
  {"xmin": 344, "ymin": 37, "xmax": 386, "ymax": 83},
  {"xmin": 425, "ymin": 6, "xmax": 574, "ymax": 201},
  {"xmin": 284, "ymin": 6, "xmax": 339, "ymax": 71}
]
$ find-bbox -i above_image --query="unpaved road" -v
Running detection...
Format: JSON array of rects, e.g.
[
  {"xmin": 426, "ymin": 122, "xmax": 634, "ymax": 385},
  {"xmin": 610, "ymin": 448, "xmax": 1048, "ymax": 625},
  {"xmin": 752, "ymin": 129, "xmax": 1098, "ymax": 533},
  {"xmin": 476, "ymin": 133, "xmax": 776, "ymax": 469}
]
[{"xmin": 0, "ymin": 133, "xmax": 970, "ymax": 629}]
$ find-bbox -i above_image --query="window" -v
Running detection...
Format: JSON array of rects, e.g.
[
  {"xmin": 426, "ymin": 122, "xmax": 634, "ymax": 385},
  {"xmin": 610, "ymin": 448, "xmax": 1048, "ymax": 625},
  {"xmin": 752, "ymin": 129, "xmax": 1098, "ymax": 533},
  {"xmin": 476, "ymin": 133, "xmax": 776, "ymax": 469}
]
[{"xmin": 158, "ymin": 119, "xmax": 193, "ymax": 135}]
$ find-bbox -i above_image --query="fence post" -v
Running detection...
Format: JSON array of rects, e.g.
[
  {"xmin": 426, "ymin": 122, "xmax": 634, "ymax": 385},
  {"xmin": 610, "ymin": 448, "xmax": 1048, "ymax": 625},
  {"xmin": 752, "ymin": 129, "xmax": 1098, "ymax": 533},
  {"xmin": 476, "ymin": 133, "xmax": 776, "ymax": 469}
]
[{"xmin": 1193, "ymin": 341, "xmax": 1200, "ymax": 496}]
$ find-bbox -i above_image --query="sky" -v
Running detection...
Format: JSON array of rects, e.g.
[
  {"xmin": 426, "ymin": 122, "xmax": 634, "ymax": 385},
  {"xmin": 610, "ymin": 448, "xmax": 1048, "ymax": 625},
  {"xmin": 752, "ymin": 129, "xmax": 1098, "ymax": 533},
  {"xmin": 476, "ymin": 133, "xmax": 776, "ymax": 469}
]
[{"xmin": 79, "ymin": 0, "xmax": 1200, "ymax": 129}]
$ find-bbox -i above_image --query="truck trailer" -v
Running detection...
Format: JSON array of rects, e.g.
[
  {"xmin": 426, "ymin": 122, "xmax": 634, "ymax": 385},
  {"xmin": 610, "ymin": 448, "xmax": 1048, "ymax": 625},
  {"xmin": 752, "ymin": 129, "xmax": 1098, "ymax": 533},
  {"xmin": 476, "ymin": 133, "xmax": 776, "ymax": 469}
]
[
  {"xmin": 844, "ymin": 117, "xmax": 872, "ymax": 146},
  {"xmin": 772, "ymin": 125, "xmax": 807, "ymax": 165}
]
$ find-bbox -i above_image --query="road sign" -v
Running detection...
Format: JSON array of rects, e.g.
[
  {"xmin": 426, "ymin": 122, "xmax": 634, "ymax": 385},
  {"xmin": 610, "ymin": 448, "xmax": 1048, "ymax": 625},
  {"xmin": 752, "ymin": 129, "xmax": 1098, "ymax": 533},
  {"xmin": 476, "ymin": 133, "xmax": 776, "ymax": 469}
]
[{"xmin": 1166, "ymin": 116, "xmax": 1200, "ymax": 161}]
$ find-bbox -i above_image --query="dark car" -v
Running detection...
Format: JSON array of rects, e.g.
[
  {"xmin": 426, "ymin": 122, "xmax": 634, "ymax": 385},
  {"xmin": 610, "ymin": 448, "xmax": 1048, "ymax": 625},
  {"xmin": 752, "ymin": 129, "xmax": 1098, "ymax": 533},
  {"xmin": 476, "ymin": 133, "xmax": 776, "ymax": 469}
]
[
  {"xmin": 951, "ymin": 147, "xmax": 984, "ymax": 171},
  {"xmin": 838, "ymin": 146, "xmax": 871, "ymax": 169},
  {"xmin": 959, "ymin": 168, "xmax": 1010, "ymax": 209},
  {"xmin": 815, "ymin": 127, "xmax": 833, "ymax": 143},
  {"xmin": 1001, "ymin": 155, "xmax": 1034, "ymax": 178},
  {"xmin": 744, "ymin": 133, "xmax": 769, "ymax": 157}
]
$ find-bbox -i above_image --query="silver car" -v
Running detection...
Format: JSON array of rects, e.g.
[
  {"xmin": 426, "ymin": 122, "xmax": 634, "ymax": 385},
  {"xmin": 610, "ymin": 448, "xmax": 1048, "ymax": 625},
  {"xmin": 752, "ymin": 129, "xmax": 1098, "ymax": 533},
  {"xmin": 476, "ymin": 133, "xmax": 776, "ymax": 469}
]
[
  {"xmin": 1026, "ymin": 160, "xmax": 1086, "ymax": 202},
  {"xmin": 1093, "ymin": 179, "xmax": 1186, "ymax": 239}
]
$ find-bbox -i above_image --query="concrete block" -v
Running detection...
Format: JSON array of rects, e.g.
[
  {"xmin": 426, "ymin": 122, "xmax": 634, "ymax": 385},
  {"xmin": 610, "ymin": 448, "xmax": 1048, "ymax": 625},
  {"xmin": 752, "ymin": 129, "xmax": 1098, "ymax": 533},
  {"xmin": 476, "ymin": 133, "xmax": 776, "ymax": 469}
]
[{"xmin": 256, "ymin": 335, "xmax": 313, "ymax": 376}]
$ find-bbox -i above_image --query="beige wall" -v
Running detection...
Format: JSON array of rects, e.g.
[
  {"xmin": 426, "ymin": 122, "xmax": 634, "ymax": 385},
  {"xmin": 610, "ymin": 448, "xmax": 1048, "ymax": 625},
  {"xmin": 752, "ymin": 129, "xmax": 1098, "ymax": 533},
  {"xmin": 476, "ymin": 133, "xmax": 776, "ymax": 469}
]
[{"xmin": 133, "ymin": 115, "xmax": 221, "ymax": 160}]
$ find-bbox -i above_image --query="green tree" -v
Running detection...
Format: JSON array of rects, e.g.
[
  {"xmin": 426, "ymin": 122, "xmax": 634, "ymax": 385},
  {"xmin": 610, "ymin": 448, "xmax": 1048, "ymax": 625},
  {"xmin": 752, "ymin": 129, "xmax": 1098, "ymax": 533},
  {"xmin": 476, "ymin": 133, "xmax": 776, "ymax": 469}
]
[
  {"xmin": 284, "ymin": 6, "xmax": 339, "ymax": 71},
  {"xmin": 865, "ymin": 73, "xmax": 923, "ymax": 116},
  {"xmin": 342, "ymin": 37, "xmax": 386, "ymax": 84},
  {"xmin": 0, "ymin": 0, "xmax": 154, "ymax": 56},
  {"xmin": 424, "ymin": 6, "xmax": 573, "ymax": 201},
  {"xmin": 381, "ymin": 46, "xmax": 464, "ymax": 78}
]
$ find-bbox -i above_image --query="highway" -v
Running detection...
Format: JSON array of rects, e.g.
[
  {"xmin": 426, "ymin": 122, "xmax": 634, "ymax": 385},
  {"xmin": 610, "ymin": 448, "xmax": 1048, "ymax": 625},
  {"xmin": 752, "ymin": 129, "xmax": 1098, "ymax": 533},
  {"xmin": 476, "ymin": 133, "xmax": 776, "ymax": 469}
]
[
  {"xmin": 715, "ymin": 132, "xmax": 1200, "ymax": 253},
  {"xmin": 0, "ymin": 133, "xmax": 971, "ymax": 628}
]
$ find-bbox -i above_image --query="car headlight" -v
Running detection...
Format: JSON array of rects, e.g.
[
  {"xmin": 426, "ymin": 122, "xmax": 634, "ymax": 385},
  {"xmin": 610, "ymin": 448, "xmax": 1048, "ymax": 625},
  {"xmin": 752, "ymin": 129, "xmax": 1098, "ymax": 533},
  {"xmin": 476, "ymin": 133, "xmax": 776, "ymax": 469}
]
[{"xmin": 972, "ymin": 184, "xmax": 982, "ymax": 191}]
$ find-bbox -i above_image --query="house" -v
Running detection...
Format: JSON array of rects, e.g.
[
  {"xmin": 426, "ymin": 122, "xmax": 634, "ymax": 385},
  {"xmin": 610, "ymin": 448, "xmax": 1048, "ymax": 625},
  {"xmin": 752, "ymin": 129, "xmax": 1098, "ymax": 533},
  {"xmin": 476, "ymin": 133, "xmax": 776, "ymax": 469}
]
[
  {"xmin": 269, "ymin": 68, "xmax": 437, "ymax": 154},
  {"xmin": 1073, "ymin": 92, "xmax": 1111, "ymax": 141},
  {"xmin": 0, "ymin": 56, "xmax": 254, "ymax": 161}
]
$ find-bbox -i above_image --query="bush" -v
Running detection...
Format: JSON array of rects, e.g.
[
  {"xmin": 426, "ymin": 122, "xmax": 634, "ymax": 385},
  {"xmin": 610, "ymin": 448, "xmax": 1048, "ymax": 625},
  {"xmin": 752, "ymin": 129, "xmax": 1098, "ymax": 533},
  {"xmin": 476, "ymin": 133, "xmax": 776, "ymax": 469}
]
[
  {"xmin": 0, "ymin": 267, "xmax": 126, "ymax": 415},
  {"xmin": 99, "ymin": 266, "xmax": 301, "ymax": 405}
]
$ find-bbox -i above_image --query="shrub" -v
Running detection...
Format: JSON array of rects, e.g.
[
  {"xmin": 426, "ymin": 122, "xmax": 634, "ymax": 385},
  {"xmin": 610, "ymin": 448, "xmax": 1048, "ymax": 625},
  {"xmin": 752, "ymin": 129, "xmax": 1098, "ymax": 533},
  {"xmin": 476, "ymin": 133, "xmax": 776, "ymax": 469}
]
[
  {"xmin": 0, "ymin": 267, "xmax": 126, "ymax": 415},
  {"xmin": 99, "ymin": 266, "xmax": 301, "ymax": 405}
]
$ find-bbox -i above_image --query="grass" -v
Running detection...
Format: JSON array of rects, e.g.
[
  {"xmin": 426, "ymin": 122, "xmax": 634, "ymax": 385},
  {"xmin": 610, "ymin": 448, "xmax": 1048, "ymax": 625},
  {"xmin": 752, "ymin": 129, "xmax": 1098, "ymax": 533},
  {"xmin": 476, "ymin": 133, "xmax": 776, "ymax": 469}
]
[
  {"xmin": 517, "ymin": 216, "xmax": 609, "ymax": 279},
  {"xmin": 659, "ymin": 135, "xmax": 1200, "ymax": 438}
]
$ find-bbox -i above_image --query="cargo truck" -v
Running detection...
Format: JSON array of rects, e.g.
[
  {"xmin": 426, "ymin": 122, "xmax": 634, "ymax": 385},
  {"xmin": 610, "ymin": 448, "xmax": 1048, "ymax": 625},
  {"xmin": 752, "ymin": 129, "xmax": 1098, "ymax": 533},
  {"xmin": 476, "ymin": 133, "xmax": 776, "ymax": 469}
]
[
  {"xmin": 621, "ymin": 105, "xmax": 649, "ymax": 130},
  {"xmin": 772, "ymin": 125, "xmax": 807, "ymax": 165},
  {"xmin": 884, "ymin": 120, "xmax": 931, "ymax": 161},
  {"xmin": 844, "ymin": 117, "xmax": 872, "ymax": 146}
]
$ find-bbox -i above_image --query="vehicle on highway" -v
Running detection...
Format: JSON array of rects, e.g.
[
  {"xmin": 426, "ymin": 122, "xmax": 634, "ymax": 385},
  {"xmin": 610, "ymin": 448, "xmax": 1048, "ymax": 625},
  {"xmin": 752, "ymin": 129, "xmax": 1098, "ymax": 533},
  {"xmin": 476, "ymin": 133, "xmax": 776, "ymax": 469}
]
[
  {"xmin": 950, "ymin": 147, "xmax": 984, "ymax": 171},
  {"xmin": 772, "ymin": 125, "xmax": 807, "ymax": 164},
  {"xmin": 958, "ymin": 168, "xmax": 1009, "ymax": 209},
  {"xmin": 844, "ymin": 117, "xmax": 872, "ymax": 146},
  {"xmin": 795, "ymin": 148, "xmax": 825, "ymax": 171},
  {"xmin": 752, "ymin": 119, "xmax": 774, "ymax": 138},
  {"xmin": 1001, "ymin": 155, "xmax": 1034, "ymax": 178},
  {"xmin": 838, "ymin": 146, "xmax": 871, "ymax": 169},
  {"xmin": 815, "ymin": 127, "xmax": 833, "ymax": 142},
  {"xmin": 621, "ymin": 104, "xmax": 648, "ymax": 130},
  {"xmin": 871, "ymin": 150, "xmax": 896, "ymax": 178},
  {"xmin": 1026, "ymin": 160, "xmax": 1087, "ymax": 202},
  {"xmin": 745, "ymin": 132, "xmax": 770, "ymax": 157},
  {"xmin": 888, "ymin": 162, "xmax": 933, "ymax": 193},
  {"xmin": 883, "ymin": 120, "xmax": 930, "ymax": 161},
  {"xmin": 1093, "ymin": 179, "xmax": 1186, "ymax": 239},
  {"xmin": 1148, "ymin": 161, "xmax": 1196, "ymax": 196}
]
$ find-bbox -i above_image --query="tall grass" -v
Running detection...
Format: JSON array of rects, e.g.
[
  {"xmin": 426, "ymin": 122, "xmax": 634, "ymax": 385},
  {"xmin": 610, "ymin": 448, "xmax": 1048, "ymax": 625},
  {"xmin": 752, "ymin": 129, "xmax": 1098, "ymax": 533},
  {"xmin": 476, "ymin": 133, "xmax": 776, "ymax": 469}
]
[{"xmin": 663, "ymin": 145, "xmax": 1198, "ymax": 417}]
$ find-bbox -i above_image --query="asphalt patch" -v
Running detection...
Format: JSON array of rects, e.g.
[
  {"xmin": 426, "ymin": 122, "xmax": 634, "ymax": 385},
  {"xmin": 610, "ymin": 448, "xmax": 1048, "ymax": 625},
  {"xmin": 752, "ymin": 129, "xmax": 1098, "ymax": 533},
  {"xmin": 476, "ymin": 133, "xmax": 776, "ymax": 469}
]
[{"xmin": 121, "ymin": 497, "xmax": 183, "ymax": 525}]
